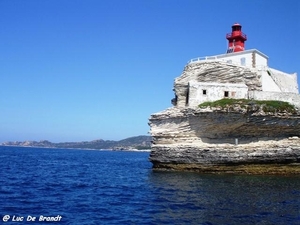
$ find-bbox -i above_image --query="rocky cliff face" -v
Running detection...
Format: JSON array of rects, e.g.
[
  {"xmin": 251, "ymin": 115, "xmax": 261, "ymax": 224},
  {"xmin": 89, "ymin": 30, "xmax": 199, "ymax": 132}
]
[
  {"xmin": 149, "ymin": 107, "xmax": 300, "ymax": 174},
  {"xmin": 149, "ymin": 60, "xmax": 300, "ymax": 174},
  {"xmin": 173, "ymin": 61, "xmax": 262, "ymax": 107},
  {"xmin": 177, "ymin": 61, "xmax": 262, "ymax": 90}
]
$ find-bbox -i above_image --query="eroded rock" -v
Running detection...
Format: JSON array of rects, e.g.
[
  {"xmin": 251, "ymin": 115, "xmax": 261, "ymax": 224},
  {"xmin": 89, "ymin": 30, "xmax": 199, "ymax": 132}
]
[{"xmin": 149, "ymin": 107, "xmax": 300, "ymax": 174}]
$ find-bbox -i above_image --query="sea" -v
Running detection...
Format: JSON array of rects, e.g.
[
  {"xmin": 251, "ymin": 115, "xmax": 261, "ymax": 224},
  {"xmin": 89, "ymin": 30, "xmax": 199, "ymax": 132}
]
[{"xmin": 0, "ymin": 146, "xmax": 299, "ymax": 225}]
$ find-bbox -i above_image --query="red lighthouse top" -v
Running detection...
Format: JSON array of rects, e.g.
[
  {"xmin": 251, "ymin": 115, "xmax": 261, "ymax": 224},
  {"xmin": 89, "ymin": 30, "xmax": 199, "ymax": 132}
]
[{"xmin": 226, "ymin": 23, "xmax": 247, "ymax": 53}]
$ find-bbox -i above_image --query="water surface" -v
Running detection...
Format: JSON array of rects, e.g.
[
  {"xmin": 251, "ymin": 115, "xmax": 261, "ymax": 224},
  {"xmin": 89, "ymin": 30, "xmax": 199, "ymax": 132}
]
[{"xmin": 1, "ymin": 146, "xmax": 299, "ymax": 224}]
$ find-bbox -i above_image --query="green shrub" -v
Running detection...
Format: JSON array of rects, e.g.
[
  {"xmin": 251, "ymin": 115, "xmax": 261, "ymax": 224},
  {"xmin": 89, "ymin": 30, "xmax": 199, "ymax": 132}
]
[{"xmin": 199, "ymin": 98, "xmax": 296, "ymax": 113}]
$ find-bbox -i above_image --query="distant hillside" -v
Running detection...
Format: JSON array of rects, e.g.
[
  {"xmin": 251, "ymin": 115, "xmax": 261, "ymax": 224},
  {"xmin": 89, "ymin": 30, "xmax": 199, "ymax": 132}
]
[{"xmin": 1, "ymin": 135, "xmax": 152, "ymax": 150}]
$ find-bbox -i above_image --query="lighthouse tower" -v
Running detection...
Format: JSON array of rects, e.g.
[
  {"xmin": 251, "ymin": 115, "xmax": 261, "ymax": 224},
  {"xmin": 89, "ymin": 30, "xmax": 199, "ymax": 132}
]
[{"xmin": 226, "ymin": 23, "xmax": 247, "ymax": 53}]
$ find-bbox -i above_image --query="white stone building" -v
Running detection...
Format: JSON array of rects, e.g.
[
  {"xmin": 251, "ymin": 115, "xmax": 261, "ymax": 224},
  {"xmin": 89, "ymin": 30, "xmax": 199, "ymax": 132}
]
[{"xmin": 172, "ymin": 24, "xmax": 299, "ymax": 109}]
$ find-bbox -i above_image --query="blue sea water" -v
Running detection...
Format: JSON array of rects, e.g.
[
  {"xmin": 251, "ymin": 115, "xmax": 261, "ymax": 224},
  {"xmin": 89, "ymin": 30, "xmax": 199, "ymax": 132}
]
[{"xmin": 0, "ymin": 146, "xmax": 299, "ymax": 225}]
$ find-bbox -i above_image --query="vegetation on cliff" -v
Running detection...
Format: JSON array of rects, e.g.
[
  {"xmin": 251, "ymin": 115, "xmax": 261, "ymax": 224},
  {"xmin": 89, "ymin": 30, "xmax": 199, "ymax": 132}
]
[{"xmin": 199, "ymin": 98, "xmax": 296, "ymax": 113}]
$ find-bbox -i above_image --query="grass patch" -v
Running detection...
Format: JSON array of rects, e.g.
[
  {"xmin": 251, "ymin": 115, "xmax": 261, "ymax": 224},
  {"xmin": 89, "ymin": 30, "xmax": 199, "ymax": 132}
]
[{"xmin": 199, "ymin": 98, "xmax": 296, "ymax": 113}]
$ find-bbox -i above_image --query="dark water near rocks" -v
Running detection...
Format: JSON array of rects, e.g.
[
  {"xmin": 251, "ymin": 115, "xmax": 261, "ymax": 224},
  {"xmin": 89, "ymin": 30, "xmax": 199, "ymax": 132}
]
[{"xmin": 0, "ymin": 146, "xmax": 299, "ymax": 225}]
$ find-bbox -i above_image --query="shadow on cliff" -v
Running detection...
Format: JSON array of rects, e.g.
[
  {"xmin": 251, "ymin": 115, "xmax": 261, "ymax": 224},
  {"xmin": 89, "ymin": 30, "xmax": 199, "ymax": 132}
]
[{"xmin": 188, "ymin": 111, "xmax": 300, "ymax": 145}]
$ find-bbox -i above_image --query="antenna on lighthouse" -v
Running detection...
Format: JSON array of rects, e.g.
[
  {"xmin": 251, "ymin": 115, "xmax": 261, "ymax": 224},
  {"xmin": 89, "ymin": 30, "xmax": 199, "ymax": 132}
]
[{"xmin": 226, "ymin": 23, "xmax": 247, "ymax": 53}]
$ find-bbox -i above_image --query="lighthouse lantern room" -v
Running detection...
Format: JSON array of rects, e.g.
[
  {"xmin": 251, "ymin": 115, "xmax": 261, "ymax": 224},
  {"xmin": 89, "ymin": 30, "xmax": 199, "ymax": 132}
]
[{"xmin": 226, "ymin": 23, "xmax": 247, "ymax": 53}]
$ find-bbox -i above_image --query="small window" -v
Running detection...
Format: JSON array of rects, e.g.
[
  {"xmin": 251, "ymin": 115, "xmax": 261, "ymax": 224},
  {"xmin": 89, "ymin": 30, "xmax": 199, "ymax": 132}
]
[
  {"xmin": 231, "ymin": 91, "xmax": 236, "ymax": 97},
  {"xmin": 202, "ymin": 90, "xmax": 207, "ymax": 95},
  {"xmin": 240, "ymin": 57, "xmax": 246, "ymax": 66},
  {"xmin": 224, "ymin": 91, "xmax": 229, "ymax": 97}
]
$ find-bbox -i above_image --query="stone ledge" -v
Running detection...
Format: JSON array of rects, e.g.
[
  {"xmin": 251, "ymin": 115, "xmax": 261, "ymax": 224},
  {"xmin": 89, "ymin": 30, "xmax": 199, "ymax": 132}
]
[
  {"xmin": 149, "ymin": 141, "xmax": 300, "ymax": 174},
  {"xmin": 152, "ymin": 162, "xmax": 300, "ymax": 175}
]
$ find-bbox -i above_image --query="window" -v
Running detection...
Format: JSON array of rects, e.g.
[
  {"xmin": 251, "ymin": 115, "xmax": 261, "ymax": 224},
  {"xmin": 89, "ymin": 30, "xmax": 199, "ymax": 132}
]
[
  {"xmin": 240, "ymin": 57, "xmax": 246, "ymax": 66},
  {"xmin": 226, "ymin": 49, "xmax": 234, "ymax": 53},
  {"xmin": 224, "ymin": 91, "xmax": 229, "ymax": 97},
  {"xmin": 202, "ymin": 90, "xmax": 207, "ymax": 95},
  {"xmin": 231, "ymin": 91, "xmax": 236, "ymax": 97}
]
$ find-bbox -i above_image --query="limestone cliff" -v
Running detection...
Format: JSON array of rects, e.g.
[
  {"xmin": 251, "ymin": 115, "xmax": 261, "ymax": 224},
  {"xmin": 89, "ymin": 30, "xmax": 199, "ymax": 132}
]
[
  {"xmin": 173, "ymin": 61, "xmax": 262, "ymax": 107},
  {"xmin": 149, "ymin": 60, "xmax": 300, "ymax": 174},
  {"xmin": 149, "ymin": 107, "xmax": 300, "ymax": 174}
]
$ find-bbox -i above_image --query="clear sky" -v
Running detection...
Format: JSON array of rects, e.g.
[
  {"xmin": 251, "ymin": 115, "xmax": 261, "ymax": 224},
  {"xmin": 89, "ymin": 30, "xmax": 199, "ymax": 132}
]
[{"xmin": 0, "ymin": 0, "xmax": 299, "ymax": 142}]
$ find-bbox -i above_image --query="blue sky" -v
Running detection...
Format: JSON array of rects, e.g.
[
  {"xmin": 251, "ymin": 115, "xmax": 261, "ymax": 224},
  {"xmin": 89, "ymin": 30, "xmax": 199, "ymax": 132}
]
[{"xmin": 0, "ymin": 0, "xmax": 299, "ymax": 142}]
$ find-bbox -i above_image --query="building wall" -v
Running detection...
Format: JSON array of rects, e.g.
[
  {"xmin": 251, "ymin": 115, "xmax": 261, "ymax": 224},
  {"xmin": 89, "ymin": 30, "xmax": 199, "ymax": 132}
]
[
  {"xmin": 188, "ymin": 81, "xmax": 248, "ymax": 107},
  {"xmin": 218, "ymin": 51, "xmax": 268, "ymax": 68},
  {"xmin": 260, "ymin": 68, "xmax": 298, "ymax": 93},
  {"xmin": 220, "ymin": 52, "xmax": 253, "ymax": 67},
  {"xmin": 260, "ymin": 70, "xmax": 282, "ymax": 92},
  {"xmin": 190, "ymin": 49, "xmax": 269, "ymax": 69},
  {"xmin": 253, "ymin": 52, "xmax": 268, "ymax": 68},
  {"xmin": 248, "ymin": 91, "xmax": 300, "ymax": 109},
  {"xmin": 268, "ymin": 68, "xmax": 298, "ymax": 93}
]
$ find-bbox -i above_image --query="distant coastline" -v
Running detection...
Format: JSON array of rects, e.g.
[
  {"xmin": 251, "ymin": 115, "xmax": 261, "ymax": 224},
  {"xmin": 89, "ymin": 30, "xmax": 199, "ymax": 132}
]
[{"xmin": 1, "ymin": 135, "xmax": 152, "ymax": 151}]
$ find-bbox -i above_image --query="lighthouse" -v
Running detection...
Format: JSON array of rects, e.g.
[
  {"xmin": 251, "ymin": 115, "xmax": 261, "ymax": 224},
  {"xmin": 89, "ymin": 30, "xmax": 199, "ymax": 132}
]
[
  {"xmin": 183, "ymin": 22, "xmax": 298, "ymax": 107},
  {"xmin": 226, "ymin": 23, "xmax": 247, "ymax": 53}
]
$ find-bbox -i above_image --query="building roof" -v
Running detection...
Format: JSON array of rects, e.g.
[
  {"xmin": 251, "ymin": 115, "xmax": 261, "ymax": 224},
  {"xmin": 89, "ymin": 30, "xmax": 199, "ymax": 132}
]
[
  {"xmin": 188, "ymin": 49, "xmax": 269, "ymax": 64},
  {"xmin": 216, "ymin": 49, "xmax": 269, "ymax": 60}
]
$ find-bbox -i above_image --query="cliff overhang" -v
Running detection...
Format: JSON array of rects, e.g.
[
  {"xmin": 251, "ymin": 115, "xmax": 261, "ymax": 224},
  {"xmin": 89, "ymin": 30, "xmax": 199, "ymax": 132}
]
[{"xmin": 149, "ymin": 106, "xmax": 300, "ymax": 174}]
